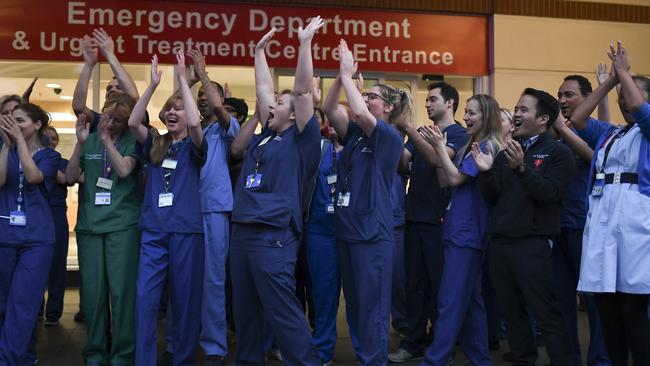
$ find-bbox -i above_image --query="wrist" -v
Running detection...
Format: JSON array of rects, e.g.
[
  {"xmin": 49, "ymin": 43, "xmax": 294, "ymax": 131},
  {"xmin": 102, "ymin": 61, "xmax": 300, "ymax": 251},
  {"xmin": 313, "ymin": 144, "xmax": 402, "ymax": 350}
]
[{"xmin": 514, "ymin": 161, "xmax": 526, "ymax": 174}]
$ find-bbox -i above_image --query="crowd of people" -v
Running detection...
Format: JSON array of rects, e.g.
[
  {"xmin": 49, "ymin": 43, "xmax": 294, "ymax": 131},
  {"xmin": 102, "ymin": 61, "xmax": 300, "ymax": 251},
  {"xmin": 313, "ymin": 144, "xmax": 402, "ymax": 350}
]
[{"xmin": 0, "ymin": 21, "xmax": 648, "ymax": 366}]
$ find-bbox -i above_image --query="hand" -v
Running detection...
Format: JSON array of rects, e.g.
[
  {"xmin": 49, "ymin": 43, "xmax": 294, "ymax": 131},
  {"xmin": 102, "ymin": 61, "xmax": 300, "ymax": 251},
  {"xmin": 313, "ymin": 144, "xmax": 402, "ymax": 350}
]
[
  {"xmin": 97, "ymin": 114, "xmax": 111, "ymax": 144},
  {"xmin": 187, "ymin": 48, "xmax": 207, "ymax": 79},
  {"xmin": 150, "ymin": 54, "xmax": 162, "ymax": 87},
  {"xmin": 224, "ymin": 82, "xmax": 232, "ymax": 98},
  {"xmin": 312, "ymin": 77, "xmax": 322, "ymax": 104},
  {"xmin": 596, "ymin": 63, "xmax": 609, "ymax": 85},
  {"xmin": 419, "ymin": 125, "xmax": 445, "ymax": 148},
  {"xmin": 82, "ymin": 35, "xmax": 98, "ymax": 66},
  {"xmin": 176, "ymin": 49, "xmax": 187, "ymax": 81},
  {"xmin": 338, "ymin": 39, "xmax": 357, "ymax": 78},
  {"xmin": 298, "ymin": 16, "xmax": 324, "ymax": 44},
  {"xmin": 256, "ymin": 28, "xmax": 277, "ymax": 51},
  {"xmin": 393, "ymin": 111, "xmax": 413, "ymax": 132},
  {"xmin": 471, "ymin": 142, "xmax": 494, "ymax": 171},
  {"xmin": 22, "ymin": 77, "xmax": 38, "ymax": 102},
  {"xmin": 75, "ymin": 113, "xmax": 90, "ymax": 144},
  {"xmin": 0, "ymin": 118, "xmax": 13, "ymax": 147},
  {"xmin": 0, "ymin": 114, "xmax": 23, "ymax": 142},
  {"xmin": 92, "ymin": 28, "xmax": 115, "ymax": 57},
  {"xmin": 504, "ymin": 140, "xmax": 525, "ymax": 170},
  {"xmin": 607, "ymin": 40, "xmax": 630, "ymax": 75},
  {"xmin": 552, "ymin": 113, "xmax": 568, "ymax": 132},
  {"xmin": 186, "ymin": 65, "xmax": 199, "ymax": 86},
  {"xmin": 355, "ymin": 73, "xmax": 364, "ymax": 93}
]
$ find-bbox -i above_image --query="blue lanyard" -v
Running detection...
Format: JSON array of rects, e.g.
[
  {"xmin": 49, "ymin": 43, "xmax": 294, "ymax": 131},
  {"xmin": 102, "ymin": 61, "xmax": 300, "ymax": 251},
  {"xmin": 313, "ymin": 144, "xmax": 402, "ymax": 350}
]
[
  {"xmin": 17, "ymin": 162, "xmax": 24, "ymax": 212},
  {"xmin": 162, "ymin": 138, "xmax": 185, "ymax": 193}
]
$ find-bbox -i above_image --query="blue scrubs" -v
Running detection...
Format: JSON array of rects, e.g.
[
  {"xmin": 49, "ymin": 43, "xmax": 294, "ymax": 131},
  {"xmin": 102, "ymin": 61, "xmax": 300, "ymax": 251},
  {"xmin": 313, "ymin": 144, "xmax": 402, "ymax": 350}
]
[
  {"xmin": 422, "ymin": 143, "xmax": 492, "ymax": 366},
  {"xmin": 304, "ymin": 141, "xmax": 341, "ymax": 363},
  {"xmin": 390, "ymin": 173, "xmax": 407, "ymax": 332},
  {"xmin": 335, "ymin": 120, "xmax": 403, "ymax": 366},
  {"xmin": 44, "ymin": 158, "xmax": 69, "ymax": 322},
  {"xmin": 230, "ymin": 116, "xmax": 321, "ymax": 366},
  {"xmin": 553, "ymin": 119, "xmax": 610, "ymax": 366},
  {"xmin": 0, "ymin": 146, "xmax": 59, "ymax": 365},
  {"xmin": 135, "ymin": 132, "xmax": 206, "ymax": 366}
]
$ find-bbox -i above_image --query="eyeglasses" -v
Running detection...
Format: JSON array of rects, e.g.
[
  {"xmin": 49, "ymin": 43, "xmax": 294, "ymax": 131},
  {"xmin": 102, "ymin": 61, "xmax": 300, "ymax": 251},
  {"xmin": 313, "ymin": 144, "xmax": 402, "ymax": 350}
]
[{"xmin": 362, "ymin": 92, "xmax": 389, "ymax": 103}]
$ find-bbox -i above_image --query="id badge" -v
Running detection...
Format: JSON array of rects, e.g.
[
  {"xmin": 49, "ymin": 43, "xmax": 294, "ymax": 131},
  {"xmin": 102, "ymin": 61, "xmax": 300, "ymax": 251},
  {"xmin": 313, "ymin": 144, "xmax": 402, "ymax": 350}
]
[
  {"xmin": 337, "ymin": 192, "xmax": 350, "ymax": 207},
  {"xmin": 326, "ymin": 203, "xmax": 335, "ymax": 214},
  {"xmin": 326, "ymin": 174, "xmax": 337, "ymax": 185},
  {"xmin": 162, "ymin": 159, "xmax": 178, "ymax": 170},
  {"xmin": 9, "ymin": 211, "xmax": 26, "ymax": 226},
  {"xmin": 158, "ymin": 192, "xmax": 174, "ymax": 207},
  {"xmin": 94, "ymin": 192, "xmax": 112, "ymax": 206},
  {"xmin": 245, "ymin": 173, "xmax": 263, "ymax": 189},
  {"xmin": 591, "ymin": 179, "xmax": 605, "ymax": 197},
  {"xmin": 96, "ymin": 177, "xmax": 113, "ymax": 190}
]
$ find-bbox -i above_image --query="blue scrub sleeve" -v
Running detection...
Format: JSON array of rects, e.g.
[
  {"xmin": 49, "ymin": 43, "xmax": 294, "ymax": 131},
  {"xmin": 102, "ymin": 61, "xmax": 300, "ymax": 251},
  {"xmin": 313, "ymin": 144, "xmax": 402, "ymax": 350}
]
[
  {"xmin": 577, "ymin": 117, "xmax": 613, "ymax": 149},
  {"xmin": 405, "ymin": 140, "xmax": 415, "ymax": 155},
  {"xmin": 367, "ymin": 120, "xmax": 403, "ymax": 164},
  {"xmin": 444, "ymin": 124, "xmax": 470, "ymax": 155},
  {"xmin": 633, "ymin": 102, "xmax": 650, "ymax": 138},
  {"xmin": 36, "ymin": 149, "xmax": 62, "ymax": 194}
]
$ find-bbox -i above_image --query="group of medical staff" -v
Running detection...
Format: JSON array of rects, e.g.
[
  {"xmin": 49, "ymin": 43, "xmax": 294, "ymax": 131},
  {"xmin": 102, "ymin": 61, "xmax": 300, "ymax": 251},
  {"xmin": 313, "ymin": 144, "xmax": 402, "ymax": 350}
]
[{"xmin": 0, "ymin": 20, "xmax": 648, "ymax": 366}]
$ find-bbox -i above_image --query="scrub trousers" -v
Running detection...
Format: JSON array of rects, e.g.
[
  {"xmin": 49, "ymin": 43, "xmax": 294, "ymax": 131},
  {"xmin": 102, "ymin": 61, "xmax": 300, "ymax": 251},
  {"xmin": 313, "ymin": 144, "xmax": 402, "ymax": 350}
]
[
  {"xmin": 44, "ymin": 205, "xmax": 69, "ymax": 321},
  {"xmin": 77, "ymin": 228, "xmax": 140, "ymax": 366},
  {"xmin": 0, "ymin": 243, "xmax": 53, "ymax": 366},
  {"xmin": 230, "ymin": 223, "xmax": 321, "ymax": 366},
  {"xmin": 490, "ymin": 237, "xmax": 573, "ymax": 366},
  {"xmin": 304, "ymin": 228, "xmax": 340, "ymax": 363},
  {"xmin": 400, "ymin": 222, "xmax": 444, "ymax": 355},
  {"xmin": 135, "ymin": 231, "xmax": 204, "ymax": 366},
  {"xmin": 391, "ymin": 225, "xmax": 407, "ymax": 332},
  {"xmin": 338, "ymin": 238, "xmax": 393, "ymax": 366},
  {"xmin": 552, "ymin": 228, "xmax": 609, "ymax": 366},
  {"xmin": 422, "ymin": 244, "xmax": 491, "ymax": 366}
]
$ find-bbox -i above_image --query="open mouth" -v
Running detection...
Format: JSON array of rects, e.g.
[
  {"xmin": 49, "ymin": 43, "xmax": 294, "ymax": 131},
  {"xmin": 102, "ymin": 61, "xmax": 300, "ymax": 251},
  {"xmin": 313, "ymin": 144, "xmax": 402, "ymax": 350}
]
[{"xmin": 198, "ymin": 101, "xmax": 209, "ymax": 109}]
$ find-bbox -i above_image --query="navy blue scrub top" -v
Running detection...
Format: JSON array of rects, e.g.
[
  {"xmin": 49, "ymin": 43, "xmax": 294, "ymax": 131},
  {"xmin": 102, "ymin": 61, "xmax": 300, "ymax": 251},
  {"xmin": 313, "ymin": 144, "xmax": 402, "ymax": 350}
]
[
  {"xmin": 231, "ymin": 115, "xmax": 321, "ymax": 234},
  {"xmin": 48, "ymin": 158, "xmax": 68, "ymax": 208},
  {"xmin": 138, "ymin": 131, "xmax": 207, "ymax": 234},
  {"xmin": 391, "ymin": 172, "xmax": 406, "ymax": 228},
  {"xmin": 0, "ymin": 145, "xmax": 59, "ymax": 245},
  {"xmin": 335, "ymin": 120, "xmax": 403, "ymax": 243},
  {"xmin": 404, "ymin": 123, "xmax": 468, "ymax": 225},
  {"xmin": 306, "ymin": 142, "xmax": 339, "ymax": 235},
  {"xmin": 442, "ymin": 142, "xmax": 492, "ymax": 250}
]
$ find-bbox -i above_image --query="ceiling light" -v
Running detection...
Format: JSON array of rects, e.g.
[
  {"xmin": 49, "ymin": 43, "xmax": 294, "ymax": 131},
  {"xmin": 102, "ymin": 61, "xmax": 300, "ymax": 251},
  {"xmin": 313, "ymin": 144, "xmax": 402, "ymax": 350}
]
[
  {"xmin": 46, "ymin": 83, "xmax": 62, "ymax": 88},
  {"xmin": 60, "ymin": 96, "xmax": 73, "ymax": 100}
]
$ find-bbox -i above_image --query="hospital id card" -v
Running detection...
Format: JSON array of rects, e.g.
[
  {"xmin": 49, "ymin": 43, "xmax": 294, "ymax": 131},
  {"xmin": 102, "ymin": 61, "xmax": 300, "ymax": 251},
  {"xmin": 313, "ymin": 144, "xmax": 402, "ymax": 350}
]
[
  {"xmin": 337, "ymin": 192, "xmax": 350, "ymax": 207},
  {"xmin": 326, "ymin": 203, "xmax": 335, "ymax": 214},
  {"xmin": 162, "ymin": 159, "xmax": 178, "ymax": 170},
  {"xmin": 158, "ymin": 192, "xmax": 174, "ymax": 207},
  {"xmin": 591, "ymin": 173, "xmax": 605, "ymax": 197},
  {"xmin": 245, "ymin": 173, "xmax": 262, "ymax": 189},
  {"xmin": 9, "ymin": 211, "xmax": 26, "ymax": 226},
  {"xmin": 96, "ymin": 177, "xmax": 113, "ymax": 190},
  {"xmin": 326, "ymin": 174, "xmax": 337, "ymax": 185},
  {"xmin": 94, "ymin": 192, "xmax": 112, "ymax": 206}
]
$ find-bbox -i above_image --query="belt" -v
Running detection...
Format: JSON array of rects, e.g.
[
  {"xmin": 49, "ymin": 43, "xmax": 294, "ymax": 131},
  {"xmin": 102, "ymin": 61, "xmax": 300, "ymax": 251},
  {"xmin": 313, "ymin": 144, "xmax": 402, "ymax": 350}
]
[{"xmin": 603, "ymin": 172, "xmax": 638, "ymax": 185}]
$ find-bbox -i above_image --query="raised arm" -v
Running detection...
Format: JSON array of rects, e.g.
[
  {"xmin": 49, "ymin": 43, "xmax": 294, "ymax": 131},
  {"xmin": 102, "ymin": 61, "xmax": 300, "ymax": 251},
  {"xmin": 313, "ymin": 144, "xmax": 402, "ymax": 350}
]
[
  {"xmin": 323, "ymin": 76, "xmax": 349, "ymax": 140},
  {"xmin": 609, "ymin": 41, "xmax": 644, "ymax": 114},
  {"xmin": 294, "ymin": 16, "xmax": 324, "ymax": 132},
  {"xmin": 552, "ymin": 115, "xmax": 593, "ymax": 163},
  {"xmin": 66, "ymin": 114, "xmax": 89, "ymax": 184},
  {"xmin": 72, "ymin": 35, "xmax": 98, "ymax": 122},
  {"xmin": 176, "ymin": 50, "xmax": 203, "ymax": 148},
  {"xmin": 93, "ymin": 28, "xmax": 139, "ymax": 100},
  {"xmin": 255, "ymin": 28, "xmax": 278, "ymax": 126},
  {"xmin": 595, "ymin": 63, "xmax": 611, "ymax": 122},
  {"xmin": 128, "ymin": 55, "xmax": 160, "ymax": 144},
  {"xmin": 231, "ymin": 103, "xmax": 260, "ymax": 160},
  {"xmin": 338, "ymin": 39, "xmax": 376, "ymax": 137},
  {"xmin": 188, "ymin": 48, "xmax": 231, "ymax": 129},
  {"xmin": 97, "ymin": 116, "xmax": 137, "ymax": 178}
]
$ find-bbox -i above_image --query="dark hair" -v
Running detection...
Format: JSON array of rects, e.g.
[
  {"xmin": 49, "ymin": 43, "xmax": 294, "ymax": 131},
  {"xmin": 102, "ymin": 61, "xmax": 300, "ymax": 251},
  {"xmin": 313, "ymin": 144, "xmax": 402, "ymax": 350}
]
[
  {"xmin": 427, "ymin": 82, "xmax": 459, "ymax": 114},
  {"xmin": 632, "ymin": 75, "xmax": 650, "ymax": 102},
  {"xmin": 563, "ymin": 75, "xmax": 593, "ymax": 96},
  {"xmin": 522, "ymin": 88, "xmax": 560, "ymax": 127},
  {"xmin": 0, "ymin": 94, "xmax": 25, "ymax": 114},
  {"xmin": 15, "ymin": 103, "xmax": 50, "ymax": 146},
  {"xmin": 200, "ymin": 81, "xmax": 225, "ymax": 98},
  {"xmin": 224, "ymin": 97, "xmax": 249, "ymax": 123}
]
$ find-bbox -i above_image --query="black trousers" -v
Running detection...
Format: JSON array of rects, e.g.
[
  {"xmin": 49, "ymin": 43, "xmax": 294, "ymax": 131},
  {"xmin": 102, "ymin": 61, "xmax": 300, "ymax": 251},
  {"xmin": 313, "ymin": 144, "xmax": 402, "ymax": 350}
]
[
  {"xmin": 595, "ymin": 292, "xmax": 650, "ymax": 366},
  {"xmin": 399, "ymin": 222, "xmax": 444, "ymax": 355},
  {"xmin": 489, "ymin": 236, "xmax": 573, "ymax": 366}
]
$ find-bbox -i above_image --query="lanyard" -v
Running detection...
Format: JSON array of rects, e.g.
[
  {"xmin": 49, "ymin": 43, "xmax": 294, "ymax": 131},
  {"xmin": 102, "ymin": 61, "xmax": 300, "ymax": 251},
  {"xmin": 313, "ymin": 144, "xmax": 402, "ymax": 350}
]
[
  {"xmin": 102, "ymin": 138, "xmax": 120, "ymax": 178},
  {"xmin": 342, "ymin": 135, "xmax": 364, "ymax": 193},
  {"xmin": 597, "ymin": 126, "xmax": 631, "ymax": 174},
  {"xmin": 251, "ymin": 133, "xmax": 274, "ymax": 175},
  {"xmin": 17, "ymin": 162, "xmax": 24, "ymax": 211},
  {"xmin": 162, "ymin": 138, "xmax": 185, "ymax": 193}
]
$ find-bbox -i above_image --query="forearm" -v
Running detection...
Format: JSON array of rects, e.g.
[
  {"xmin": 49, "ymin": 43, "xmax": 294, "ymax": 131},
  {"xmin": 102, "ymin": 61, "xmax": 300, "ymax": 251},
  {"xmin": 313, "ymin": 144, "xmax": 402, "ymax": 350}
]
[
  {"xmin": 435, "ymin": 144, "xmax": 466, "ymax": 187},
  {"xmin": 65, "ymin": 142, "xmax": 84, "ymax": 184},
  {"xmin": 556, "ymin": 126, "xmax": 593, "ymax": 163},
  {"xmin": 56, "ymin": 170, "xmax": 67, "ymax": 185},
  {"xmin": 16, "ymin": 140, "xmax": 43, "ymax": 184},
  {"xmin": 618, "ymin": 69, "xmax": 645, "ymax": 113},
  {"xmin": 73, "ymin": 63, "xmax": 93, "ymax": 115},
  {"xmin": 0, "ymin": 146, "xmax": 8, "ymax": 187},
  {"xmin": 597, "ymin": 93, "xmax": 610, "ymax": 122},
  {"xmin": 323, "ymin": 77, "xmax": 348, "ymax": 139},
  {"xmin": 179, "ymin": 79, "xmax": 203, "ymax": 147},
  {"xmin": 129, "ymin": 84, "xmax": 155, "ymax": 144},
  {"xmin": 230, "ymin": 115, "xmax": 259, "ymax": 160},
  {"xmin": 341, "ymin": 76, "xmax": 375, "ymax": 136},
  {"xmin": 404, "ymin": 126, "xmax": 439, "ymax": 168},
  {"xmin": 104, "ymin": 141, "xmax": 135, "ymax": 178},
  {"xmin": 254, "ymin": 51, "xmax": 274, "ymax": 123},
  {"xmin": 106, "ymin": 53, "xmax": 139, "ymax": 100},
  {"xmin": 571, "ymin": 76, "xmax": 617, "ymax": 130},
  {"xmin": 199, "ymin": 73, "xmax": 231, "ymax": 128}
]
